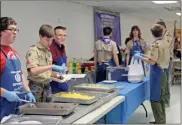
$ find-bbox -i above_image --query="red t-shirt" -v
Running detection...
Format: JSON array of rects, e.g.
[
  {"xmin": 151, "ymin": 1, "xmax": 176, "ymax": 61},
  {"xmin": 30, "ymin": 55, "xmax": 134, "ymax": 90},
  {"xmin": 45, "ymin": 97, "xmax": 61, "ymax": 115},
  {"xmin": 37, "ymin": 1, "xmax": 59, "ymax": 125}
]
[{"xmin": 0, "ymin": 45, "xmax": 20, "ymax": 75}]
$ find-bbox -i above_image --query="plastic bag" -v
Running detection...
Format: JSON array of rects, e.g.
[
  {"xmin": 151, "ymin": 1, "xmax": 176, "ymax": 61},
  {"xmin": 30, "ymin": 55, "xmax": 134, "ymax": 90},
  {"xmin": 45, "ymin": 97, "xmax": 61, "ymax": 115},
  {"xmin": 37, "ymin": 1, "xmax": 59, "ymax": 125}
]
[{"xmin": 128, "ymin": 57, "xmax": 144, "ymax": 83}]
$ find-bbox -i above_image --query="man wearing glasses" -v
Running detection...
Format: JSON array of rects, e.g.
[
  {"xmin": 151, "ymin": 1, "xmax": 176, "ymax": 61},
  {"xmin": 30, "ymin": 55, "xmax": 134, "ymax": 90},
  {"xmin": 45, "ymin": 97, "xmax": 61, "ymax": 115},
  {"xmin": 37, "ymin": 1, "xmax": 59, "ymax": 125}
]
[
  {"xmin": 0, "ymin": 17, "xmax": 35, "ymax": 121},
  {"xmin": 26, "ymin": 24, "xmax": 66, "ymax": 102}
]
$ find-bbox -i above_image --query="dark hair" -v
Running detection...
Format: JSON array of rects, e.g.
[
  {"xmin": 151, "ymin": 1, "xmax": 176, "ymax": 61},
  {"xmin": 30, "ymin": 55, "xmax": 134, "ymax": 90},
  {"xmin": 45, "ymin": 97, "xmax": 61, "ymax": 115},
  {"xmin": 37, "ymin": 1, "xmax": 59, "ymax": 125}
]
[
  {"xmin": 0, "ymin": 17, "xmax": 17, "ymax": 32},
  {"xmin": 125, "ymin": 37, "xmax": 131, "ymax": 45},
  {"xmin": 129, "ymin": 25, "xmax": 141, "ymax": 39},
  {"xmin": 39, "ymin": 24, "xmax": 54, "ymax": 38},
  {"xmin": 150, "ymin": 25, "xmax": 163, "ymax": 38},
  {"xmin": 54, "ymin": 26, "xmax": 67, "ymax": 34},
  {"xmin": 103, "ymin": 27, "xmax": 112, "ymax": 36},
  {"xmin": 156, "ymin": 19, "xmax": 166, "ymax": 28}
]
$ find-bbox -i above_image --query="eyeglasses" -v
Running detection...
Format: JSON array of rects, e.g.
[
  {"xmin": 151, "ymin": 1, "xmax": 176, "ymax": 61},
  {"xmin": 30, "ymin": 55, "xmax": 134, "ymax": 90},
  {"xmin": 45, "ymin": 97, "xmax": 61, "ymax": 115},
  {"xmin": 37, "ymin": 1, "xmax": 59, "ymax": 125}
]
[
  {"xmin": 55, "ymin": 34, "xmax": 67, "ymax": 37},
  {"xmin": 6, "ymin": 29, "xmax": 19, "ymax": 33}
]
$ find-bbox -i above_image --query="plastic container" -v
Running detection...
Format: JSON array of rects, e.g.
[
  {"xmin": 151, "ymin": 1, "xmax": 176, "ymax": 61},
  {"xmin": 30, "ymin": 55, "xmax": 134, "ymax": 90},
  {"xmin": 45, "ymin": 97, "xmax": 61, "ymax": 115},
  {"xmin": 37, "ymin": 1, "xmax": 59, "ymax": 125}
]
[{"xmin": 106, "ymin": 67, "xmax": 128, "ymax": 81}]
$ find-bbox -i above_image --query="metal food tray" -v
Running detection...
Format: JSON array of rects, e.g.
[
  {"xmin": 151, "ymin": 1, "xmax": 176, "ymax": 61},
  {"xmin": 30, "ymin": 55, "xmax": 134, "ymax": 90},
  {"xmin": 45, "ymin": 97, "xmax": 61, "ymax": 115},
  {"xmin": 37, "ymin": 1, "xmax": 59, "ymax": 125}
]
[
  {"xmin": 2, "ymin": 115, "xmax": 63, "ymax": 124},
  {"xmin": 4, "ymin": 90, "xmax": 119, "ymax": 124},
  {"xmin": 75, "ymin": 90, "xmax": 111, "ymax": 98},
  {"xmin": 52, "ymin": 91, "xmax": 101, "ymax": 105},
  {"xmin": 60, "ymin": 89, "xmax": 120, "ymax": 124},
  {"xmin": 73, "ymin": 83, "xmax": 116, "ymax": 92},
  {"xmin": 19, "ymin": 102, "xmax": 78, "ymax": 116}
]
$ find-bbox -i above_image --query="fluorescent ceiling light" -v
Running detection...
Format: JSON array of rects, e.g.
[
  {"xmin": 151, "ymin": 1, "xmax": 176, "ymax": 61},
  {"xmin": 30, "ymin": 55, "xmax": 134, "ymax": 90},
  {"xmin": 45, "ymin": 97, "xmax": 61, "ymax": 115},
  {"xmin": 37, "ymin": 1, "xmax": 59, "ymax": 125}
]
[
  {"xmin": 152, "ymin": 1, "xmax": 177, "ymax": 4},
  {"xmin": 176, "ymin": 13, "xmax": 181, "ymax": 16}
]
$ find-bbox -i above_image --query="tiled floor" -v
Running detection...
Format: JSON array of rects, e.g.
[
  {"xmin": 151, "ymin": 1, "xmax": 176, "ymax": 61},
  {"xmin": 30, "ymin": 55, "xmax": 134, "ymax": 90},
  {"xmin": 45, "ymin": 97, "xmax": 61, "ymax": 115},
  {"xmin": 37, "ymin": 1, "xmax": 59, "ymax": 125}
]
[{"xmin": 128, "ymin": 84, "xmax": 181, "ymax": 124}]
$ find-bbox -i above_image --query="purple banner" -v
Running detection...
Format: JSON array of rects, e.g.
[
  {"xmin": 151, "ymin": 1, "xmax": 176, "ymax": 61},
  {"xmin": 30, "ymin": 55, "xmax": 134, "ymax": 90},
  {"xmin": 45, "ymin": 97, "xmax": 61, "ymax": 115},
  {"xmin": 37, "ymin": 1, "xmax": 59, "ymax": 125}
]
[{"xmin": 94, "ymin": 9, "xmax": 121, "ymax": 46}]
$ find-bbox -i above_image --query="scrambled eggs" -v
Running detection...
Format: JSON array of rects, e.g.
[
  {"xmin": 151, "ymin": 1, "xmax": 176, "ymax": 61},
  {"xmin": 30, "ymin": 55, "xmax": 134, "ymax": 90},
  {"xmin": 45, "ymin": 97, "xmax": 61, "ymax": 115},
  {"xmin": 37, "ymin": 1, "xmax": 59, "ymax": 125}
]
[{"xmin": 56, "ymin": 92, "xmax": 95, "ymax": 100}]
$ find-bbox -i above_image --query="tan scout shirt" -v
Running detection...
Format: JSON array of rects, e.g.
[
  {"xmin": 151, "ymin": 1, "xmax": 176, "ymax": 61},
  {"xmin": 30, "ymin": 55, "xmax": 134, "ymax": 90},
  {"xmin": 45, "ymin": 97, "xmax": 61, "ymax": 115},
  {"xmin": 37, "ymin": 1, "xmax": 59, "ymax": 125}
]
[
  {"xmin": 125, "ymin": 39, "xmax": 147, "ymax": 55},
  {"xmin": 146, "ymin": 39, "xmax": 170, "ymax": 69},
  {"xmin": 94, "ymin": 39, "xmax": 118, "ymax": 63},
  {"xmin": 26, "ymin": 42, "xmax": 52, "ymax": 83},
  {"xmin": 163, "ymin": 30, "xmax": 173, "ymax": 58}
]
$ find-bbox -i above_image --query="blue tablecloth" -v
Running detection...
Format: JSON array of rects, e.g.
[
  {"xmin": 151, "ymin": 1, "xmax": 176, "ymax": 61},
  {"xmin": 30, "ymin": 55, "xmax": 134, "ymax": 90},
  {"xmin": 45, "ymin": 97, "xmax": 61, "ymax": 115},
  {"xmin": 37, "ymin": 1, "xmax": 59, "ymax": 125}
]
[{"xmin": 97, "ymin": 77, "xmax": 150, "ymax": 124}]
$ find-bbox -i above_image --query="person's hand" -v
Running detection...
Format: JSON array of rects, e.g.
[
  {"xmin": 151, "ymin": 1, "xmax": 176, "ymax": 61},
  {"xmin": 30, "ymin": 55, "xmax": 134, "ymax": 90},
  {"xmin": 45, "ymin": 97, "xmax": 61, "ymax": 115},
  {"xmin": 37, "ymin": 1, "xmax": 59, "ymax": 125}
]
[
  {"xmin": 26, "ymin": 92, "xmax": 36, "ymax": 102},
  {"xmin": 140, "ymin": 53, "xmax": 145, "ymax": 57},
  {"xmin": 133, "ymin": 53, "xmax": 141, "ymax": 60},
  {"xmin": 62, "ymin": 63, "xmax": 67, "ymax": 72},
  {"xmin": 2, "ymin": 90, "xmax": 22, "ymax": 102},
  {"xmin": 52, "ymin": 65, "xmax": 66, "ymax": 73}
]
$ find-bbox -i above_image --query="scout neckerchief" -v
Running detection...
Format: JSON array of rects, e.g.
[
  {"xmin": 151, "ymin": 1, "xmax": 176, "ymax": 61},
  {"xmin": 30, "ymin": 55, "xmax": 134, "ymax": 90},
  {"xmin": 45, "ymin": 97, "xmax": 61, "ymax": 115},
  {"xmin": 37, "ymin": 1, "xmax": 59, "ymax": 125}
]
[{"xmin": 100, "ymin": 36, "xmax": 112, "ymax": 45}]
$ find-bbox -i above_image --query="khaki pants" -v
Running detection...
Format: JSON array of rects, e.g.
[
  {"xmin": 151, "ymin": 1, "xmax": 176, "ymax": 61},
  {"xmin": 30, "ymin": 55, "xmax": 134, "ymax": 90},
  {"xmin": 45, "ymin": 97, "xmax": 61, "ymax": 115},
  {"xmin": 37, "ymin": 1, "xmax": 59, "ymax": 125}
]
[
  {"xmin": 29, "ymin": 80, "xmax": 52, "ymax": 102},
  {"xmin": 151, "ymin": 70, "xmax": 167, "ymax": 124},
  {"xmin": 164, "ymin": 59, "xmax": 172, "ymax": 105}
]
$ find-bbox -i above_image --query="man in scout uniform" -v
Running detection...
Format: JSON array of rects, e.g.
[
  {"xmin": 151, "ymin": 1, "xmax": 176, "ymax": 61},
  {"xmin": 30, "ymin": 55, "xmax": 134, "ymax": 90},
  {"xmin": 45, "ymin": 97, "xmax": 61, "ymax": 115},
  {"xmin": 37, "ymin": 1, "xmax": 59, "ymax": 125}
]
[
  {"xmin": 26, "ymin": 24, "xmax": 66, "ymax": 102},
  {"xmin": 134, "ymin": 25, "xmax": 170, "ymax": 124},
  {"xmin": 94, "ymin": 27, "xmax": 120, "ymax": 83},
  {"xmin": 156, "ymin": 19, "xmax": 173, "ymax": 107}
]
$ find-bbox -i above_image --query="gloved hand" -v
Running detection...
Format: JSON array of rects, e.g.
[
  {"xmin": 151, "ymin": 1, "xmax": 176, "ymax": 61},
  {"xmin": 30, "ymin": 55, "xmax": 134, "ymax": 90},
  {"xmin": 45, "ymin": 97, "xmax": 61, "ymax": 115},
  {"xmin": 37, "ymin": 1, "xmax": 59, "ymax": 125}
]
[
  {"xmin": 140, "ymin": 53, "xmax": 145, "ymax": 57},
  {"xmin": 133, "ymin": 53, "xmax": 141, "ymax": 60},
  {"xmin": 52, "ymin": 65, "xmax": 66, "ymax": 73},
  {"xmin": 26, "ymin": 92, "xmax": 36, "ymax": 102},
  {"xmin": 62, "ymin": 63, "xmax": 67, "ymax": 72},
  {"xmin": 2, "ymin": 90, "xmax": 22, "ymax": 102}
]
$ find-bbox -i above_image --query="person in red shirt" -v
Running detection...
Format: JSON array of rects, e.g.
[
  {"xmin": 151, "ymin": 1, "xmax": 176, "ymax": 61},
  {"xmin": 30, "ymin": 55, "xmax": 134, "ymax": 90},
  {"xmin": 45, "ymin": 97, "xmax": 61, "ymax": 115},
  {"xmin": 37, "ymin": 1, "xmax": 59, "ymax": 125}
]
[
  {"xmin": 49, "ymin": 26, "xmax": 68, "ymax": 93},
  {"xmin": 0, "ymin": 17, "xmax": 35, "ymax": 121}
]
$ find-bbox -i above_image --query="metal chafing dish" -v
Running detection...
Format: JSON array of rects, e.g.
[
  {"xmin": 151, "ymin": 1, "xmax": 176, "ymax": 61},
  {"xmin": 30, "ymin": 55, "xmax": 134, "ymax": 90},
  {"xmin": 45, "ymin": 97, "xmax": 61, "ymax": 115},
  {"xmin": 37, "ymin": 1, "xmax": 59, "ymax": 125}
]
[
  {"xmin": 52, "ymin": 91, "xmax": 102, "ymax": 105},
  {"xmin": 19, "ymin": 102, "xmax": 78, "ymax": 116},
  {"xmin": 73, "ymin": 83, "xmax": 116, "ymax": 92}
]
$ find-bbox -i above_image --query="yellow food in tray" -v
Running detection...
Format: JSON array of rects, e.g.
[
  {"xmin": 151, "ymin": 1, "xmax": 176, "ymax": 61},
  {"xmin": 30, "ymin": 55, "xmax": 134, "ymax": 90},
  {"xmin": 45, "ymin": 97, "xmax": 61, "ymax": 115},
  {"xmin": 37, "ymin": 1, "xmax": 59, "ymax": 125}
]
[{"xmin": 55, "ymin": 92, "xmax": 95, "ymax": 100}]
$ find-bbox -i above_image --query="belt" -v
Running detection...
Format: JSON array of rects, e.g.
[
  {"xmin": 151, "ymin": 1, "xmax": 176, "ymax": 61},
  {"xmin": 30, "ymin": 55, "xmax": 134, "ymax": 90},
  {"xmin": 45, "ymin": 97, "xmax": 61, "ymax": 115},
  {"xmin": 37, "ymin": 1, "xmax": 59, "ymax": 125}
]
[
  {"xmin": 162, "ymin": 69, "xmax": 168, "ymax": 74},
  {"xmin": 29, "ymin": 80, "xmax": 50, "ymax": 89},
  {"xmin": 162, "ymin": 69, "xmax": 167, "ymax": 71},
  {"xmin": 98, "ymin": 62, "xmax": 109, "ymax": 65}
]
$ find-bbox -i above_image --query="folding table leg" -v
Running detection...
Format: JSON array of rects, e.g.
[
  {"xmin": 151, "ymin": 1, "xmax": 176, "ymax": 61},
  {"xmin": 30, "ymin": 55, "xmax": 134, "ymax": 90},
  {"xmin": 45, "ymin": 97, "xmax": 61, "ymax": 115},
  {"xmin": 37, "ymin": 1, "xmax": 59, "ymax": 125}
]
[
  {"xmin": 104, "ymin": 115, "xmax": 107, "ymax": 124},
  {"xmin": 141, "ymin": 103, "xmax": 148, "ymax": 117}
]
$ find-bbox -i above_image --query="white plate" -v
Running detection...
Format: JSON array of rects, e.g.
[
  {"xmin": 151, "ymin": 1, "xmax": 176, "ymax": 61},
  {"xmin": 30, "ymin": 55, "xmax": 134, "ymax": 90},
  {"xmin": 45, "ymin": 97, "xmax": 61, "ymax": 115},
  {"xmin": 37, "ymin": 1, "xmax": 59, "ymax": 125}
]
[
  {"xmin": 20, "ymin": 121, "xmax": 42, "ymax": 124},
  {"xmin": 67, "ymin": 74, "xmax": 86, "ymax": 79},
  {"xmin": 51, "ymin": 74, "xmax": 86, "ymax": 83},
  {"xmin": 102, "ymin": 80, "xmax": 117, "ymax": 84},
  {"xmin": 51, "ymin": 75, "xmax": 72, "ymax": 83}
]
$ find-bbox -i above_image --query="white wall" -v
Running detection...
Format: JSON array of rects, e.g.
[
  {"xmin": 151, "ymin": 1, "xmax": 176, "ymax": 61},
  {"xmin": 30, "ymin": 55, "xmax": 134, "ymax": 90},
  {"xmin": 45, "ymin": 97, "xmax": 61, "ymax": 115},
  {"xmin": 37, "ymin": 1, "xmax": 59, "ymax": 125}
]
[
  {"xmin": 2, "ymin": 1, "xmax": 180, "ymax": 76},
  {"xmin": 120, "ymin": 13, "xmax": 180, "ymax": 48},
  {"xmin": 2, "ymin": 1, "xmax": 94, "ymax": 75}
]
